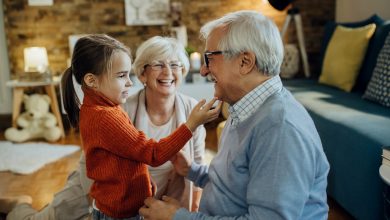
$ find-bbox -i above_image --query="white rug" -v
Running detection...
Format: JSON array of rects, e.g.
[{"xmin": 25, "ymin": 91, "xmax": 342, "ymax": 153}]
[{"xmin": 0, "ymin": 141, "xmax": 80, "ymax": 175}]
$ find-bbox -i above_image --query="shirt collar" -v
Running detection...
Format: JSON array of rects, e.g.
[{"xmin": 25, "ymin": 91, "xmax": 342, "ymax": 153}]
[{"xmin": 229, "ymin": 75, "xmax": 283, "ymax": 126}]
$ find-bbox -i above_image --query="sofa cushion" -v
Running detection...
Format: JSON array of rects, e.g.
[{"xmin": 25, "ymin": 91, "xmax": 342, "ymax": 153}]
[
  {"xmin": 363, "ymin": 32, "xmax": 390, "ymax": 107},
  {"xmin": 319, "ymin": 14, "xmax": 385, "ymax": 92},
  {"xmin": 355, "ymin": 21, "xmax": 390, "ymax": 93},
  {"xmin": 319, "ymin": 24, "xmax": 376, "ymax": 92}
]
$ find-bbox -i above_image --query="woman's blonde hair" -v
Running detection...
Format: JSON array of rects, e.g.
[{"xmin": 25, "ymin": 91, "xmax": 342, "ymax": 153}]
[{"xmin": 132, "ymin": 36, "xmax": 190, "ymax": 78}]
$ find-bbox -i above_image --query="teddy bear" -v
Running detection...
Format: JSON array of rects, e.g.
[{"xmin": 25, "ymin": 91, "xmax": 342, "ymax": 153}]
[{"xmin": 5, "ymin": 94, "xmax": 62, "ymax": 143}]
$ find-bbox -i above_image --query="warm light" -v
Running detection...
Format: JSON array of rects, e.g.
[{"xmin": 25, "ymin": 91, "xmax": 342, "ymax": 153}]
[
  {"xmin": 190, "ymin": 52, "xmax": 201, "ymax": 71},
  {"xmin": 24, "ymin": 47, "xmax": 49, "ymax": 73}
]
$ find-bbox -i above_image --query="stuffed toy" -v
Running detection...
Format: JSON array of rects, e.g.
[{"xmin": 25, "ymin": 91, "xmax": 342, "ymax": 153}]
[{"xmin": 5, "ymin": 94, "xmax": 62, "ymax": 142}]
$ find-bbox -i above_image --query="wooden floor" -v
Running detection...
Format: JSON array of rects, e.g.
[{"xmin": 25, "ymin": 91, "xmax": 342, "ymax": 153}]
[{"xmin": 0, "ymin": 124, "xmax": 354, "ymax": 219}]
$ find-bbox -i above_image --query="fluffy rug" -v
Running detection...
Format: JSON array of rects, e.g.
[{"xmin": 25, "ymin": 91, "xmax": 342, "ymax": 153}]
[{"xmin": 0, "ymin": 141, "xmax": 80, "ymax": 175}]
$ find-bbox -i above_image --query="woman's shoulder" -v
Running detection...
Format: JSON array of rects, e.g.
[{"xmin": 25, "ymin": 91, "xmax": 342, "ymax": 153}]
[{"xmin": 176, "ymin": 92, "xmax": 198, "ymax": 106}]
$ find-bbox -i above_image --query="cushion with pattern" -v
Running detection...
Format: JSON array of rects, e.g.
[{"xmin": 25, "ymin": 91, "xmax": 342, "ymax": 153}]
[{"xmin": 363, "ymin": 32, "xmax": 390, "ymax": 107}]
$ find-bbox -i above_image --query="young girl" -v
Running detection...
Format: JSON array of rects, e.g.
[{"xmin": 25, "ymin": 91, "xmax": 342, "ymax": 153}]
[{"xmin": 61, "ymin": 34, "xmax": 220, "ymax": 219}]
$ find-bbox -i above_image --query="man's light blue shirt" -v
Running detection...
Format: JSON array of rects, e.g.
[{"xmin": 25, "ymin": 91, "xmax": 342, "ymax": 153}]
[{"xmin": 174, "ymin": 76, "xmax": 330, "ymax": 220}]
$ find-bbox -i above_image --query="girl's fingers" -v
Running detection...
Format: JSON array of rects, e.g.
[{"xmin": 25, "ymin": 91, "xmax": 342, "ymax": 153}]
[
  {"xmin": 211, "ymin": 101, "xmax": 223, "ymax": 113},
  {"xmin": 202, "ymin": 97, "xmax": 218, "ymax": 111},
  {"xmin": 194, "ymin": 99, "xmax": 206, "ymax": 110}
]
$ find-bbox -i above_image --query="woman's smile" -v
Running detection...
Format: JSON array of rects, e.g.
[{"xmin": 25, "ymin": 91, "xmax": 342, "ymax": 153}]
[{"xmin": 157, "ymin": 79, "xmax": 175, "ymax": 87}]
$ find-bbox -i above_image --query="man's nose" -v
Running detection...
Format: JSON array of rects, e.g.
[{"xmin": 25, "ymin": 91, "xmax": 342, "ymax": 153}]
[{"xmin": 200, "ymin": 64, "xmax": 209, "ymax": 77}]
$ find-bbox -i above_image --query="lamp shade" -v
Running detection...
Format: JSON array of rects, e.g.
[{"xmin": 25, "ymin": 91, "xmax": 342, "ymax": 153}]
[
  {"xmin": 24, "ymin": 47, "xmax": 49, "ymax": 73},
  {"xmin": 268, "ymin": 0, "xmax": 293, "ymax": 11}
]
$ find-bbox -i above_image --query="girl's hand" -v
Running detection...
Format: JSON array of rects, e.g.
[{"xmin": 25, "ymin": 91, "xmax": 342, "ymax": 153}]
[{"xmin": 185, "ymin": 98, "xmax": 222, "ymax": 132}]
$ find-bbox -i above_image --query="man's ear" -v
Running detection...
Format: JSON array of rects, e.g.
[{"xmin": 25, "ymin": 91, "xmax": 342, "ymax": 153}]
[
  {"xmin": 239, "ymin": 52, "xmax": 256, "ymax": 75},
  {"xmin": 83, "ymin": 73, "xmax": 98, "ymax": 88}
]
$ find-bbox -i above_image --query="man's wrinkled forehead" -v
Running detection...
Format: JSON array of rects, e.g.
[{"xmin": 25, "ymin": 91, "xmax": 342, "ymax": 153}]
[{"xmin": 205, "ymin": 25, "xmax": 227, "ymax": 50}]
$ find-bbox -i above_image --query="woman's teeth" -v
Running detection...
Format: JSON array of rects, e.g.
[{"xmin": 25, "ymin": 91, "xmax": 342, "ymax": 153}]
[{"xmin": 158, "ymin": 79, "xmax": 174, "ymax": 84}]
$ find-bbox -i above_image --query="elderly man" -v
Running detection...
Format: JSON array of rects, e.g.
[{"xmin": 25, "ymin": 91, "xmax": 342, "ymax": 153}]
[{"xmin": 139, "ymin": 10, "xmax": 329, "ymax": 220}]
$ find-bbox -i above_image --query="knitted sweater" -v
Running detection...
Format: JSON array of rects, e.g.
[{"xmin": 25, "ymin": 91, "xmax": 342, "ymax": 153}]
[{"xmin": 79, "ymin": 87, "xmax": 192, "ymax": 218}]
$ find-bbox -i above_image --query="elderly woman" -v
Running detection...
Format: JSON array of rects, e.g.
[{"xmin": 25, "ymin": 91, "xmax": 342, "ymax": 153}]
[
  {"xmin": 126, "ymin": 36, "xmax": 205, "ymax": 211},
  {"xmin": 2, "ymin": 36, "xmax": 205, "ymax": 219}
]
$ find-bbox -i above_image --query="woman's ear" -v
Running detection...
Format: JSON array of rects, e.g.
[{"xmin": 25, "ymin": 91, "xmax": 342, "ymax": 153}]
[
  {"xmin": 83, "ymin": 73, "xmax": 98, "ymax": 88},
  {"xmin": 239, "ymin": 52, "xmax": 256, "ymax": 75},
  {"xmin": 138, "ymin": 72, "xmax": 147, "ymax": 86}
]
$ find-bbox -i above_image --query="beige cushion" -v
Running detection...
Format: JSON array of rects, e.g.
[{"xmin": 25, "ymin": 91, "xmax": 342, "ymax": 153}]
[
  {"xmin": 216, "ymin": 120, "xmax": 226, "ymax": 143},
  {"xmin": 319, "ymin": 24, "xmax": 376, "ymax": 92}
]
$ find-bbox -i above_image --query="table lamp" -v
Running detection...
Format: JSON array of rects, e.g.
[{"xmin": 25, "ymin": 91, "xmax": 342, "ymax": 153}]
[{"xmin": 23, "ymin": 47, "xmax": 50, "ymax": 81}]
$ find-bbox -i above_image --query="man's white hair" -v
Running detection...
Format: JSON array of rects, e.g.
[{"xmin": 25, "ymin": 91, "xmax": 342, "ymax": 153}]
[{"xmin": 200, "ymin": 10, "xmax": 284, "ymax": 76}]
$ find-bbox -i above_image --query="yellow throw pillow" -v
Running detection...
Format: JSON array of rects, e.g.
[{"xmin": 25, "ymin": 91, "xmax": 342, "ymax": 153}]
[{"xmin": 319, "ymin": 24, "xmax": 376, "ymax": 92}]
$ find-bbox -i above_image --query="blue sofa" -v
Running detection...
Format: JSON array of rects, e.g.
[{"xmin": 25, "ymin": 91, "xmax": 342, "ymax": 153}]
[
  {"xmin": 284, "ymin": 79, "xmax": 390, "ymax": 220},
  {"xmin": 283, "ymin": 16, "xmax": 390, "ymax": 220}
]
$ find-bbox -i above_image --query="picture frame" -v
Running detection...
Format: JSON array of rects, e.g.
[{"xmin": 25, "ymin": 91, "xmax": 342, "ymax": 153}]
[
  {"xmin": 28, "ymin": 0, "xmax": 53, "ymax": 6},
  {"xmin": 124, "ymin": 0, "xmax": 169, "ymax": 26}
]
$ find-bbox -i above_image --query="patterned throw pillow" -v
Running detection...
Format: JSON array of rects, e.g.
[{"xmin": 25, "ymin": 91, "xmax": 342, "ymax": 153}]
[{"xmin": 363, "ymin": 32, "xmax": 390, "ymax": 107}]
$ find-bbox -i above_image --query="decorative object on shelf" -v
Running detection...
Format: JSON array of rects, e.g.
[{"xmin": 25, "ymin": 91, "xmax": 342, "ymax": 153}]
[
  {"xmin": 23, "ymin": 47, "xmax": 51, "ymax": 81},
  {"xmin": 268, "ymin": 0, "xmax": 311, "ymax": 77},
  {"xmin": 124, "ymin": 0, "xmax": 169, "ymax": 26},
  {"xmin": 4, "ymin": 94, "xmax": 62, "ymax": 143},
  {"xmin": 280, "ymin": 44, "xmax": 299, "ymax": 79},
  {"xmin": 190, "ymin": 52, "xmax": 201, "ymax": 71}
]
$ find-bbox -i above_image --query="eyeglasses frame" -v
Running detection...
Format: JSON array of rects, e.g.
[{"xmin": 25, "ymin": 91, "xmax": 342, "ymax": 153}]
[
  {"xmin": 203, "ymin": 51, "xmax": 225, "ymax": 68},
  {"xmin": 144, "ymin": 61, "xmax": 183, "ymax": 73}
]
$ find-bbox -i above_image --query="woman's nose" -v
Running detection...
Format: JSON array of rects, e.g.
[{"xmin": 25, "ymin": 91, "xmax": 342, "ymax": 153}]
[{"xmin": 162, "ymin": 65, "xmax": 174, "ymax": 75}]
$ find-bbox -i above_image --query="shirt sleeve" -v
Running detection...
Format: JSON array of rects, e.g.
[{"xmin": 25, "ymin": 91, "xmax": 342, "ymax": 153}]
[{"xmin": 187, "ymin": 162, "xmax": 209, "ymax": 188}]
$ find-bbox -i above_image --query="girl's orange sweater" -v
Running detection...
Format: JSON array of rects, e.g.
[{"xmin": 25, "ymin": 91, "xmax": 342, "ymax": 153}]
[{"xmin": 79, "ymin": 88, "xmax": 192, "ymax": 218}]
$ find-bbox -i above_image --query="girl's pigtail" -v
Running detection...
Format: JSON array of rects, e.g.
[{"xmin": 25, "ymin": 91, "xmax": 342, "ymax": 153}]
[{"xmin": 61, "ymin": 67, "xmax": 80, "ymax": 128}]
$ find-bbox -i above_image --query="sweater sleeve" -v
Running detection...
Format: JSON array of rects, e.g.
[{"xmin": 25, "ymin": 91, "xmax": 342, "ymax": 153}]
[
  {"xmin": 95, "ymin": 108, "xmax": 193, "ymax": 167},
  {"xmin": 187, "ymin": 162, "xmax": 209, "ymax": 188}
]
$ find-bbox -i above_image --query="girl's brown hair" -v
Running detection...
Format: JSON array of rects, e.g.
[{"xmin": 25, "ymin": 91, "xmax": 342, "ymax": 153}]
[{"xmin": 61, "ymin": 34, "xmax": 131, "ymax": 128}]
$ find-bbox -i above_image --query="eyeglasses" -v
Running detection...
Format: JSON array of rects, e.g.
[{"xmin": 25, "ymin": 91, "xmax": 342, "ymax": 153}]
[
  {"xmin": 145, "ymin": 61, "xmax": 183, "ymax": 72},
  {"xmin": 203, "ymin": 51, "xmax": 229, "ymax": 68}
]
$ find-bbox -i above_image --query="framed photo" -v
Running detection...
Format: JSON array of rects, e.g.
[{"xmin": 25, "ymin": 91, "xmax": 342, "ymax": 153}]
[
  {"xmin": 28, "ymin": 0, "xmax": 53, "ymax": 6},
  {"xmin": 124, "ymin": 0, "xmax": 169, "ymax": 26}
]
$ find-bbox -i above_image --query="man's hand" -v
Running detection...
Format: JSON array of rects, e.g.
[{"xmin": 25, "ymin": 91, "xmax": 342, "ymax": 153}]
[
  {"xmin": 139, "ymin": 196, "xmax": 181, "ymax": 220},
  {"xmin": 170, "ymin": 150, "xmax": 192, "ymax": 177}
]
